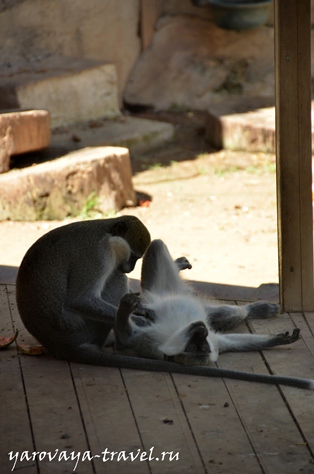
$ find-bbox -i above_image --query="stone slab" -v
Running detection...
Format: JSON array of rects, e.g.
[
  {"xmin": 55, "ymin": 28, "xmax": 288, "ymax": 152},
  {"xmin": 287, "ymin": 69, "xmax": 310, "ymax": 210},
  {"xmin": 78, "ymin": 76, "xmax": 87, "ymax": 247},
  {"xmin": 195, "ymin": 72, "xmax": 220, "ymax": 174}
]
[
  {"xmin": 0, "ymin": 146, "xmax": 136, "ymax": 221},
  {"xmin": 206, "ymin": 103, "xmax": 314, "ymax": 153},
  {"xmin": 0, "ymin": 109, "xmax": 50, "ymax": 173},
  {"xmin": 51, "ymin": 116, "xmax": 175, "ymax": 155},
  {"xmin": 0, "ymin": 57, "xmax": 120, "ymax": 127}
]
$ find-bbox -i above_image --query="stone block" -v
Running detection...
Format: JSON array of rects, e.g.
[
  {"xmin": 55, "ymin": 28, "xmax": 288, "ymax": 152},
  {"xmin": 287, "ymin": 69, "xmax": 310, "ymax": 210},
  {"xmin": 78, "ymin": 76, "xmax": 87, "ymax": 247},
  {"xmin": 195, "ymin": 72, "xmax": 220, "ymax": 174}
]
[
  {"xmin": 0, "ymin": 58, "xmax": 121, "ymax": 127},
  {"xmin": 206, "ymin": 103, "xmax": 314, "ymax": 153},
  {"xmin": 0, "ymin": 109, "xmax": 50, "ymax": 173},
  {"xmin": 206, "ymin": 107, "xmax": 276, "ymax": 153},
  {"xmin": 0, "ymin": 147, "xmax": 136, "ymax": 221}
]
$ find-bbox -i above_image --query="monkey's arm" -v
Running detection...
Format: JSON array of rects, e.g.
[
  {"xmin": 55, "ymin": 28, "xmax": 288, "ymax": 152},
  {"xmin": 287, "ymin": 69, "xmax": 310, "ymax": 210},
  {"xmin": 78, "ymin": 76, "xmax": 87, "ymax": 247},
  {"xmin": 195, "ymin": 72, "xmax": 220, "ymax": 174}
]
[
  {"xmin": 64, "ymin": 236, "xmax": 132, "ymax": 324},
  {"xmin": 215, "ymin": 329, "xmax": 300, "ymax": 353},
  {"xmin": 65, "ymin": 294, "xmax": 118, "ymax": 323},
  {"xmin": 114, "ymin": 293, "xmax": 139, "ymax": 348}
]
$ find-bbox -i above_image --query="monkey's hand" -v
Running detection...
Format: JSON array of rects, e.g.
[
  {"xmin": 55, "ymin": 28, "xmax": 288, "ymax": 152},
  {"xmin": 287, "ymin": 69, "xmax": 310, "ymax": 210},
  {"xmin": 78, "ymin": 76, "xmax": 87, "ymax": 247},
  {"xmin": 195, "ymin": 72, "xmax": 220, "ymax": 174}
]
[
  {"xmin": 119, "ymin": 293, "xmax": 142, "ymax": 316},
  {"xmin": 175, "ymin": 257, "xmax": 192, "ymax": 271},
  {"xmin": 123, "ymin": 293, "xmax": 156, "ymax": 322},
  {"xmin": 273, "ymin": 328, "xmax": 301, "ymax": 345},
  {"xmin": 129, "ymin": 292, "xmax": 145, "ymax": 315}
]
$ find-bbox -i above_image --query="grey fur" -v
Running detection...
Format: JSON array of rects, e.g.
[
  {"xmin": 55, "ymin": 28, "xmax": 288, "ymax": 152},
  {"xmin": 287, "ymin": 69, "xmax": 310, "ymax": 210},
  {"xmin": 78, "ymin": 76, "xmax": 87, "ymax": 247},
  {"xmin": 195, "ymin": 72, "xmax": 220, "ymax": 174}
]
[
  {"xmin": 16, "ymin": 222, "xmax": 314, "ymax": 390},
  {"xmin": 114, "ymin": 239, "xmax": 313, "ymax": 390}
]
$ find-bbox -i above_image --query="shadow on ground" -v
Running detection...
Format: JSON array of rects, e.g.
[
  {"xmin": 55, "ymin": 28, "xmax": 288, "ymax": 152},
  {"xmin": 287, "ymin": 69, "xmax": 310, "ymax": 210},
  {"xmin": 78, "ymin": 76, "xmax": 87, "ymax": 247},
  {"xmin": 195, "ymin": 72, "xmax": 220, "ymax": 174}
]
[
  {"xmin": 1, "ymin": 267, "xmax": 278, "ymax": 303},
  {"xmin": 129, "ymin": 278, "xmax": 278, "ymax": 303}
]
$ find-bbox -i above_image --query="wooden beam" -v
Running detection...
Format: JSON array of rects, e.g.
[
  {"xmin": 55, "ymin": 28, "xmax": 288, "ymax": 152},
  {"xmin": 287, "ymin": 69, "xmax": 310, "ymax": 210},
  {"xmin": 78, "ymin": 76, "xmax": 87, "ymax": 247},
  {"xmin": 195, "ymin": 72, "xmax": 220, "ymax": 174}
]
[{"xmin": 275, "ymin": 0, "xmax": 314, "ymax": 311}]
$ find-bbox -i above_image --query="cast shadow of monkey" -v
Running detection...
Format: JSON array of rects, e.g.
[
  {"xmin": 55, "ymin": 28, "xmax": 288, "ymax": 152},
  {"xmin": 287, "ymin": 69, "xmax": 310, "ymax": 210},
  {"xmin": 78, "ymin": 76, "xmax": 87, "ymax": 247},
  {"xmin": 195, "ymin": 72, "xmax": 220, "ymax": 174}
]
[{"xmin": 129, "ymin": 278, "xmax": 279, "ymax": 304}]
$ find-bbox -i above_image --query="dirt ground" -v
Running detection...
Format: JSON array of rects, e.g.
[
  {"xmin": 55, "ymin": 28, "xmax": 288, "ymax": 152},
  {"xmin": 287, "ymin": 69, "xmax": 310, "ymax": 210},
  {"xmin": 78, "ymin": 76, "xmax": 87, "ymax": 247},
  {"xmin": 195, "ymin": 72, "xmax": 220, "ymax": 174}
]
[{"xmin": 0, "ymin": 110, "xmax": 278, "ymax": 294}]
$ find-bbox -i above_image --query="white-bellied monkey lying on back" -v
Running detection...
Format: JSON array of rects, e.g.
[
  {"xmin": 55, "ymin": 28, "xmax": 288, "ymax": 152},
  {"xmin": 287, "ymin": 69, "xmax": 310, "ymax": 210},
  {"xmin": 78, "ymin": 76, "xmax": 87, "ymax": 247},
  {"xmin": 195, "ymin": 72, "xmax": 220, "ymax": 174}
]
[
  {"xmin": 16, "ymin": 219, "xmax": 314, "ymax": 389},
  {"xmin": 114, "ymin": 239, "xmax": 314, "ymax": 389}
]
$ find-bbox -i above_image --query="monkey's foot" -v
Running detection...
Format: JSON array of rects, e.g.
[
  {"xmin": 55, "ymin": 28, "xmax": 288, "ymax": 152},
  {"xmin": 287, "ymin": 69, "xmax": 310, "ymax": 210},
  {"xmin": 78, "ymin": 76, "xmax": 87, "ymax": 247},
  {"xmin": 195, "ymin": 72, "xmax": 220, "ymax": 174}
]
[
  {"xmin": 175, "ymin": 257, "xmax": 192, "ymax": 271},
  {"xmin": 246, "ymin": 302, "xmax": 280, "ymax": 319}
]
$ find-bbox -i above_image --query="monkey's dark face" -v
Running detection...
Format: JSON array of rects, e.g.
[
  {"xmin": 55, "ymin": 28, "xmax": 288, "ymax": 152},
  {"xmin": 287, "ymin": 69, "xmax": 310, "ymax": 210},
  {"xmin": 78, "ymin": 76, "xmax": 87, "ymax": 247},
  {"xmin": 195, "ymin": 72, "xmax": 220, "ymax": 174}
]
[
  {"xmin": 118, "ymin": 254, "xmax": 139, "ymax": 274},
  {"xmin": 166, "ymin": 321, "xmax": 212, "ymax": 366},
  {"xmin": 111, "ymin": 216, "xmax": 150, "ymax": 273},
  {"xmin": 111, "ymin": 216, "xmax": 151, "ymax": 259}
]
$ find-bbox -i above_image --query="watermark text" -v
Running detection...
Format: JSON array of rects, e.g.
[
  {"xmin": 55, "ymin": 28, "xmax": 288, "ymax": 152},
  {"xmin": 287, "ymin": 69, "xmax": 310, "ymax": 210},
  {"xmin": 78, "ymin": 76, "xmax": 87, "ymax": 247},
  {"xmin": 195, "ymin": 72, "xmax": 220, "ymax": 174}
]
[{"xmin": 8, "ymin": 447, "xmax": 179, "ymax": 471}]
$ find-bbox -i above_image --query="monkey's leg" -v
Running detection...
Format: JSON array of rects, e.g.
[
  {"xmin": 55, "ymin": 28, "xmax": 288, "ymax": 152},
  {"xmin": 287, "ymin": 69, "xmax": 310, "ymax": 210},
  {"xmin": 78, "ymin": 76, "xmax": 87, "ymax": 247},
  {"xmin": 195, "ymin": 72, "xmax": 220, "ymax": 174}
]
[
  {"xmin": 216, "ymin": 328, "xmax": 300, "ymax": 353},
  {"xmin": 141, "ymin": 239, "xmax": 187, "ymax": 294},
  {"xmin": 206, "ymin": 303, "xmax": 279, "ymax": 332},
  {"xmin": 245, "ymin": 302, "xmax": 280, "ymax": 319}
]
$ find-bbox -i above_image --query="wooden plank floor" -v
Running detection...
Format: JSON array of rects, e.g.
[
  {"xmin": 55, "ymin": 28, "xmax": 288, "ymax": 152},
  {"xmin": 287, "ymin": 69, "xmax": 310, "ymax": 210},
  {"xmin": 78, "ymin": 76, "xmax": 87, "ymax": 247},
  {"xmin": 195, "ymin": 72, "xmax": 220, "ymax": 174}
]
[{"xmin": 1, "ymin": 283, "xmax": 314, "ymax": 474}]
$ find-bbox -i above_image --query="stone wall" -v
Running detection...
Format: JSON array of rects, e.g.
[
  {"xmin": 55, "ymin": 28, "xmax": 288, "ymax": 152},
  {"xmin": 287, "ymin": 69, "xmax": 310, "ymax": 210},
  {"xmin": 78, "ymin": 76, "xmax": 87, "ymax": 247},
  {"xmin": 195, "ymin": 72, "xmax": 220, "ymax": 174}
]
[
  {"xmin": 1, "ymin": 0, "xmax": 314, "ymax": 113},
  {"xmin": 125, "ymin": 0, "xmax": 314, "ymax": 112},
  {"xmin": 125, "ymin": 14, "xmax": 275, "ymax": 112},
  {"xmin": 0, "ymin": 0, "xmax": 141, "ymax": 105}
]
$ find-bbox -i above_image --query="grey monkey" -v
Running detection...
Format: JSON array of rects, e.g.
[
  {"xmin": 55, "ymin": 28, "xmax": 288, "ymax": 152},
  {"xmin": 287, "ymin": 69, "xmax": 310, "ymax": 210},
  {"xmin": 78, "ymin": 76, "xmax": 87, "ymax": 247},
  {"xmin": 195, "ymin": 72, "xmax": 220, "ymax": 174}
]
[
  {"xmin": 16, "ymin": 220, "xmax": 313, "ymax": 389},
  {"xmin": 114, "ymin": 239, "xmax": 314, "ymax": 389},
  {"xmin": 16, "ymin": 216, "xmax": 151, "ymax": 362}
]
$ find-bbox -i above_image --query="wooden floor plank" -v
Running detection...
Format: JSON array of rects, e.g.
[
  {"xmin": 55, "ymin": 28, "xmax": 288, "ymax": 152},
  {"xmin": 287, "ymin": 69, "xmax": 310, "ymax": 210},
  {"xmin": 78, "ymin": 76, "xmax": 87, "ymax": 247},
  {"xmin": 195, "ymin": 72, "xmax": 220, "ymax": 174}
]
[
  {"xmin": 173, "ymin": 298, "xmax": 264, "ymax": 473},
  {"xmin": 121, "ymin": 369, "xmax": 205, "ymax": 473},
  {"xmin": 3, "ymin": 284, "xmax": 314, "ymax": 474},
  {"xmin": 260, "ymin": 312, "xmax": 314, "ymax": 453},
  {"xmin": 70, "ymin": 363, "xmax": 150, "ymax": 474},
  {"xmin": 247, "ymin": 310, "xmax": 314, "ymax": 471},
  {"xmin": 171, "ymin": 373, "xmax": 264, "ymax": 473},
  {"xmin": 289, "ymin": 312, "xmax": 314, "ymax": 453},
  {"xmin": 6, "ymin": 285, "xmax": 95, "ymax": 474},
  {"xmin": 218, "ymin": 306, "xmax": 314, "ymax": 473},
  {"xmin": 0, "ymin": 285, "xmax": 37, "ymax": 473}
]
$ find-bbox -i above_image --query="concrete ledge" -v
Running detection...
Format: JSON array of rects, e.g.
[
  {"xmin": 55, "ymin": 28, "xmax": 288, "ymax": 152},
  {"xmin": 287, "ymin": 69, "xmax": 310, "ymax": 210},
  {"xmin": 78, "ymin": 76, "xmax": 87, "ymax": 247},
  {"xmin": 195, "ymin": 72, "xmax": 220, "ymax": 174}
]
[
  {"xmin": 206, "ymin": 103, "xmax": 314, "ymax": 153},
  {"xmin": 0, "ymin": 146, "xmax": 136, "ymax": 220},
  {"xmin": 51, "ymin": 116, "xmax": 175, "ymax": 155},
  {"xmin": 0, "ymin": 109, "xmax": 50, "ymax": 173},
  {"xmin": 206, "ymin": 107, "xmax": 276, "ymax": 153}
]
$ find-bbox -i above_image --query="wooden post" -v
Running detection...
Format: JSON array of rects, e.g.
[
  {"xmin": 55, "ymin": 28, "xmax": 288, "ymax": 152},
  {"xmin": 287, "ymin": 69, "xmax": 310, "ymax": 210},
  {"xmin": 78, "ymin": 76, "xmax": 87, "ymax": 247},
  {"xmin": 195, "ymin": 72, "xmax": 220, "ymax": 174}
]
[{"xmin": 275, "ymin": 0, "xmax": 314, "ymax": 311}]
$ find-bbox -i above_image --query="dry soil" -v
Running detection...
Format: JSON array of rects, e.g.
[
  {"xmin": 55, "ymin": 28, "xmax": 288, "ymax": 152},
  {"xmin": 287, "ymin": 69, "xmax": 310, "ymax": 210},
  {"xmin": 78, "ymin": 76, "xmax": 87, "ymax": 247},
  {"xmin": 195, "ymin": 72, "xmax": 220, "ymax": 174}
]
[{"xmin": 0, "ymin": 110, "xmax": 278, "ymax": 296}]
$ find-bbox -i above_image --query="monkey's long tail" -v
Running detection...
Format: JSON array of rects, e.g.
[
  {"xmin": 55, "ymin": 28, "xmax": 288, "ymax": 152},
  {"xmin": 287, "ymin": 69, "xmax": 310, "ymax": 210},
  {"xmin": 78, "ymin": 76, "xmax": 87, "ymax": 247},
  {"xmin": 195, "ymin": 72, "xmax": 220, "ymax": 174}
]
[{"xmin": 73, "ymin": 351, "xmax": 314, "ymax": 390}]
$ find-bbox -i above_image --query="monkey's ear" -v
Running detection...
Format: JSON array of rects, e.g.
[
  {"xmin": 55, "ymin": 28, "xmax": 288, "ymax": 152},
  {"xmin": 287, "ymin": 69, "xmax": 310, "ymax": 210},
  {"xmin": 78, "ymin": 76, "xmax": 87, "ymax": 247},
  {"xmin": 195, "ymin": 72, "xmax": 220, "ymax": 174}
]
[{"xmin": 111, "ymin": 220, "xmax": 129, "ymax": 238}]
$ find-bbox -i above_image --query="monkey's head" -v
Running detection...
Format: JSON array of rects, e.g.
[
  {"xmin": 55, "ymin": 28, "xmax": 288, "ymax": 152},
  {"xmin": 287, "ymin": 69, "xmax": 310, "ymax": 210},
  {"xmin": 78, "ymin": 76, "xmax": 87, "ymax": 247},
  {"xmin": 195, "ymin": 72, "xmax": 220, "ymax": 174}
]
[{"xmin": 111, "ymin": 216, "xmax": 151, "ymax": 273}]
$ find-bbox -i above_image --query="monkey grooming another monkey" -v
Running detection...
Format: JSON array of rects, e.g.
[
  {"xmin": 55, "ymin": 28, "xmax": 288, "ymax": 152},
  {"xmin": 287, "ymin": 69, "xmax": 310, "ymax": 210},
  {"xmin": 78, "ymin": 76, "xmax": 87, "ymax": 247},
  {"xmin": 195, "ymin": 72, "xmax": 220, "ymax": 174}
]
[
  {"xmin": 16, "ymin": 218, "xmax": 314, "ymax": 389},
  {"xmin": 16, "ymin": 216, "xmax": 151, "ymax": 362}
]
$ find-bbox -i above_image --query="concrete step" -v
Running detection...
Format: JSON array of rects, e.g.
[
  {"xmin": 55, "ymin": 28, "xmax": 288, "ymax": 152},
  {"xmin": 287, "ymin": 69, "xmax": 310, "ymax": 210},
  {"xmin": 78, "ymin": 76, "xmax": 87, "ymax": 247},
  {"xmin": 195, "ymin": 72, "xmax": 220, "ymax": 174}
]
[
  {"xmin": 0, "ymin": 146, "xmax": 136, "ymax": 221},
  {"xmin": 0, "ymin": 109, "xmax": 50, "ymax": 173},
  {"xmin": 206, "ymin": 103, "xmax": 314, "ymax": 153},
  {"xmin": 1, "ymin": 115, "xmax": 174, "ymax": 220},
  {"xmin": 50, "ymin": 116, "xmax": 175, "ymax": 155},
  {"xmin": 0, "ymin": 57, "xmax": 120, "ymax": 128}
]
